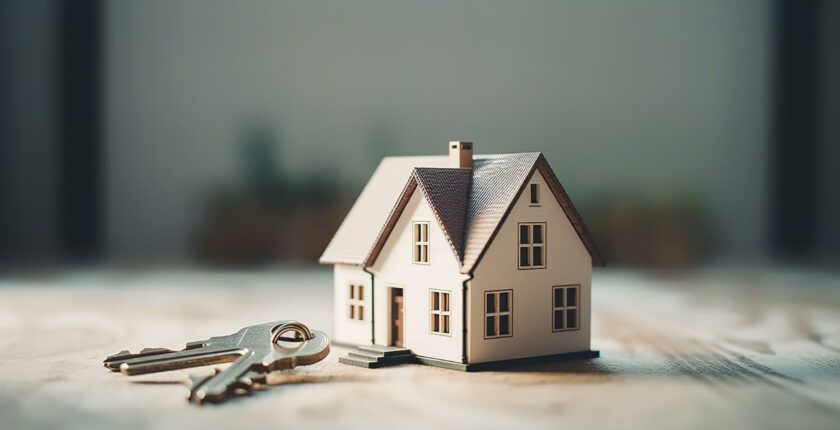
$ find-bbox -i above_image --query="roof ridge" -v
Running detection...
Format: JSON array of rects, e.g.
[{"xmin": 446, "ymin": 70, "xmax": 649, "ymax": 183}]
[
  {"xmin": 473, "ymin": 151, "xmax": 542, "ymax": 158},
  {"xmin": 414, "ymin": 166, "xmax": 462, "ymax": 171},
  {"xmin": 380, "ymin": 155, "xmax": 448, "ymax": 161}
]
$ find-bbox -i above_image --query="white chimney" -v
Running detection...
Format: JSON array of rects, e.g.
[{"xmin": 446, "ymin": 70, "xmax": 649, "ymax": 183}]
[{"xmin": 448, "ymin": 141, "xmax": 473, "ymax": 169}]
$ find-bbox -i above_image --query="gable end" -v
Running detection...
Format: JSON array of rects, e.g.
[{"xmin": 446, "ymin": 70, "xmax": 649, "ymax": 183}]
[
  {"xmin": 364, "ymin": 179, "xmax": 418, "ymax": 267},
  {"xmin": 365, "ymin": 168, "xmax": 471, "ymax": 268},
  {"xmin": 467, "ymin": 155, "xmax": 605, "ymax": 271}
]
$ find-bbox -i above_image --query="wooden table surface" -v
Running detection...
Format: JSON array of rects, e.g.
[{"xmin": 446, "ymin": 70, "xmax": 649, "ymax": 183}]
[{"xmin": 1, "ymin": 267, "xmax": 838, "ymax": 429}]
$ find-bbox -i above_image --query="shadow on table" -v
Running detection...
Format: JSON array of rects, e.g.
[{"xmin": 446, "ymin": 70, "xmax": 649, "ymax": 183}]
[{"xmin": 499, "ymin": 349, "xmax": 812, "ymax": 389}]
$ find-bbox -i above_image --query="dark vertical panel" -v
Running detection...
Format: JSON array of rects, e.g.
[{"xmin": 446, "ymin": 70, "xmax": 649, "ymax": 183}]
[
  {"xmin": 770, "ymin": 0, "xmax": 821, "ymax": 258},
  {"xmin": 57, "ymin": 0, "xmax": 101, "ymax": 259},
  {"xmin": 0, "ymin": 2, "xmax": 8, "ymax": 260},
  {"xmin": 819, "ymin": 2, "xmax": 840, "ymax": 259}
]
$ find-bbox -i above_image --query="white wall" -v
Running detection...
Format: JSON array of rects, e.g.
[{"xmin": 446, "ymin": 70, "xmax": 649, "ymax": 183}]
[
  {"xmin": 332, "ymin": 264, "xmax": 371, "ymax": 345},
  {"xmin": 469, "ymin": 169, "xmax": 592, "ymax": 363},
  {"xmin": 371, "ymin": 189, "xmax": 466, "ymax": 362}
]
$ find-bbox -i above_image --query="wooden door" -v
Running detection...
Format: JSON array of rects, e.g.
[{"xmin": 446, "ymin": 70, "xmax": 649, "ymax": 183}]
[{"xmin": 390, "ymin": 288, "xmax": 404, "ymax": 347}]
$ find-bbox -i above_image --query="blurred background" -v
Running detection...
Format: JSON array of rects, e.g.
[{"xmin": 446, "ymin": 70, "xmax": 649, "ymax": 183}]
[{"xmin": 0, "ymin": 0, "xmax": 838, "ymax": 270}]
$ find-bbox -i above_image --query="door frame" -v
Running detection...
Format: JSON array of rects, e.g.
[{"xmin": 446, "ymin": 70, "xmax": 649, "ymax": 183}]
[{"xmin": 388, "ymin": 286, "xmax": 405, "ymax": 347}]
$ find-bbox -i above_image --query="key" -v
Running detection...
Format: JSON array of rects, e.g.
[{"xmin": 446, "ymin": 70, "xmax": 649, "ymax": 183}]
[{"xmin": 103, "ymin": 320, "xmax": 330, "ymax": 404}]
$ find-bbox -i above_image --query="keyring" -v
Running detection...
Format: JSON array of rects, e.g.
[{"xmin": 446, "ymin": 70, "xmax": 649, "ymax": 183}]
[{"xmin": 271, "ymin": 321, "xmax": 315, "ymax": 343}]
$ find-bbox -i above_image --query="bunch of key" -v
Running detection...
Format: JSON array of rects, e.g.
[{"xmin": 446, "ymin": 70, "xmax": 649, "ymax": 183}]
[{"xmin": 103, "ymin": 320, "xmax": 330, "ymax": 404}]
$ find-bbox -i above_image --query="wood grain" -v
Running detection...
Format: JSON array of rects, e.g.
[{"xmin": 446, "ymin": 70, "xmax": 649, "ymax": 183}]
[{"xmin": 0, "ymin": 267, "xmax": 838, "ymax": 429}]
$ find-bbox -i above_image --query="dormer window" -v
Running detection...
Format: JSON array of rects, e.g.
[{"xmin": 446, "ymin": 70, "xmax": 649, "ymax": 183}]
[
  {"xmin": 530, "ymin": 183, "xmax": 540, "ymax": 206},
  {"xmin": 413, "ymin": 221, "xmax": 429, "ymax": 264}
]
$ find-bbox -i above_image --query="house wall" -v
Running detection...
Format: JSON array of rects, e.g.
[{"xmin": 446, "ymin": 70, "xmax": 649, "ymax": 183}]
[
  {"xmin": 469, "ymin": 169, "xmax": 592, "ymax": 363},
  {"xmin": 371, "ymin": 190, "xmax": 467, "ymax": 362},
  {"xmin": 332, "ymin": 263, "xmax": 371, "ymax": 345}
]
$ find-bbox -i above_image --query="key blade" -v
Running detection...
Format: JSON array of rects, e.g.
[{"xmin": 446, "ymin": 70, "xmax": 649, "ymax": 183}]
[
  {"xmin": 190, "ymin": 370, "xmax": 267, "ymax": 404},
  {"xmin": 111, "ymin": 326, "xmax": 252, "ymax": 375},
  {"xmin": 240, "ymin": 370, "xmax": 268, "ymax": 387},
  {"xmin": 186, "ymin": 370, "xmax": 217, "ymax": 391},
  {"xmin": 104, "ymin": 348, "xmax": 176, "ymax": 371},
  {"xmin": 119, "ymin": 347, "xmax": 246, "ymax": 376},
  {"xmin": 190, "ymin": 350, "xmax": 261, "ymax": 403}
]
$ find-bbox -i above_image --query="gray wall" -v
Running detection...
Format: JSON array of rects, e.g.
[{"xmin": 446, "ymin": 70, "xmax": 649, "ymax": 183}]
[
  {"xmin": 818, "ymin": 0, "xmax": 840, "ymax": 261},
  {"xmin": 0, "ymin": 0, "xmax": 59, "ymax": 261},
  {"xmin": 103, "ymin": 0, "xmax": 773, "ymax": 261}
]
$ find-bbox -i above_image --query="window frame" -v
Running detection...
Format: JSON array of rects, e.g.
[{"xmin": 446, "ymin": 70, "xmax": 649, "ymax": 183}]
[
  {"xmin": 429, "ymin": 289, "xmax": 452, "ymax": 336},
  {"xmin": 348, "ymin": 284, "xmax": 365, "ymax": 321},
  {"xmin": 529, "ymin": 183, "xmax": 541, "ymax": 206},
  {"xmin": 412, "ymin": 221, "xmax": 430, "ymax": 264},
  {"xmin": 484, "ymin": 289, "xmax": 513, "ymax": 339},
  {"xmin": 517, "ymin": 222, "xmax": 547, "ymax": 270},
  {"xmin": 551, "ymin": 285, "xmax": 580, "ymax": 332}
]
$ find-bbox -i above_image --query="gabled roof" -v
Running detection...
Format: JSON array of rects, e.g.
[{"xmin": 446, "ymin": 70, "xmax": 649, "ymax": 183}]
[
  {"xmin": 461, "ymin": 152, "xmax": 543, "ymax": 271},
  {"xmin": 319, "ymin": 156, "xmax": 448, "ymax": 265},
  {"xmin": 413, "ymin": 168, "xmax": 472, "ymax": 261},
  {"xmin": 319, "ymin": 153, "xmax": 605, "ymax": 271}
]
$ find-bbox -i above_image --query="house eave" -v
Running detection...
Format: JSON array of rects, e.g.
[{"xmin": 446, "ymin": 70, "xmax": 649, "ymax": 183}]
[{"xmin": 317, "ymin": 257, "xmax": 366, "ymax": 266}]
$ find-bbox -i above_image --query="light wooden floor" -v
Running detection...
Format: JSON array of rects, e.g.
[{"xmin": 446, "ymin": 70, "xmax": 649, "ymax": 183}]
[{"xmin": 0, "ymin": 267, "xmax": 838, "ymax": 429}]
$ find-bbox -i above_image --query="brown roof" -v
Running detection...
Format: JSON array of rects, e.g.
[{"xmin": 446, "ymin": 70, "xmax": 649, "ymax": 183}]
[
  {"xmin": 413, "ymin": 168, "xmax": 472, "ymax": 261},
  {"xmin": 461, "ymin": 153, "xmax": 544, "ymax": 271},
  {"xmin": 320, "ymin": 153, "xmax": 604, "ymax": 271}
]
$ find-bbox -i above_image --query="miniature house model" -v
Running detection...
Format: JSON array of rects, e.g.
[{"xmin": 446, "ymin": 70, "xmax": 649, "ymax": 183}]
[{"xmin": 320, "ymin": 142, "xmax": 604, "ymax": 370}]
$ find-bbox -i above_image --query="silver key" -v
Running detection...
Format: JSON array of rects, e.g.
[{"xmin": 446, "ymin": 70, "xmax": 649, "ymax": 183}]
[{"xmin": 104, "ymin": 320, "xmax": 330, "ymax": 404}]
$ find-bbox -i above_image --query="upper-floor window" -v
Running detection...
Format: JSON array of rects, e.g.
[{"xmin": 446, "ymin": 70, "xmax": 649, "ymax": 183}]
[
  {"xmin": 413, "ymin": 221, "xmax": 429, "ymax": 264},
  {"xmin": 430, "ymin": 289, "xmax": 451, "ymax": 335},
  {"xmin": 518, "ymin": 222, "xmax": 546, "ymax": 269},
  {"xmin": 485, "ymin": 290, "xmax": 512, "ymax": 338},
  {"xmin": 552, "ymin": 285, "xmax": 579, "ymax": 331},
  {"xmin": 530, "ymin": 183, "xmax": 540, "ymax": 205},
  {"xmin": 349, "ymin": 284, "xmax": 364, "ymax": 320}
]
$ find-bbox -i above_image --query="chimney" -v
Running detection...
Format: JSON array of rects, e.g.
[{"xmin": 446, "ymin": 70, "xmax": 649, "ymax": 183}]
[{"xmin": 448, "ymin": 141, "xmax": 473, "ymax": 169}]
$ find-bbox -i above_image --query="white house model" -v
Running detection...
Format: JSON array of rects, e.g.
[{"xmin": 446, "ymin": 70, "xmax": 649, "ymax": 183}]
[{"xmin": 320, "ymin": 142, "xmax": 604, "ymax": 370}]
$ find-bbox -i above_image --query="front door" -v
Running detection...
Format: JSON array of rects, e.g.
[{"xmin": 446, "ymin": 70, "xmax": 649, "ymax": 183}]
[{"xmin": 390, "ymin": 287, "xmax": 404, "ymax": 347}]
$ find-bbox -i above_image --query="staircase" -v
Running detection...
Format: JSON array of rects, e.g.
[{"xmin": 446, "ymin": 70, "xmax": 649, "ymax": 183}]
[{"xmin": 339, "ymin": 345, "xmax": 417, "ymax": 368}]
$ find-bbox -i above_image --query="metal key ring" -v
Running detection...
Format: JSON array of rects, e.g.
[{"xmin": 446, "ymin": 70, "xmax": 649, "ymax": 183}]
[{"xmin": 271, "ymin": 321, "xmax": 315, "ymax": 343}]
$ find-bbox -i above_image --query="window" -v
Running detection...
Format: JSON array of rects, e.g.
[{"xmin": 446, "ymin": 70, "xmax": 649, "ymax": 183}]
[
  {"xmin": 485, "ymin": 290, "xmax": 512, "ymax": 338},
  {"xmin": 530, "ymin": 183, "xmax": 540, "ymax": 205},
  {"xmin": 518, "ymin": 223, "xmax": 546, "ymax": 269},
  {"xmin": 413, "ymin": 222, "xmax": 429, "ymax": 264},
  {"xmin": 552, "ymin": 285, "xmax": 579, "ymax": 331},
  {"xmin": 430, "ymin": 290, "xmax": 451, "ymax": 335},
  {"xmin": 349, "ymin": 284, "xmax": 364, "ymax": 321}
]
